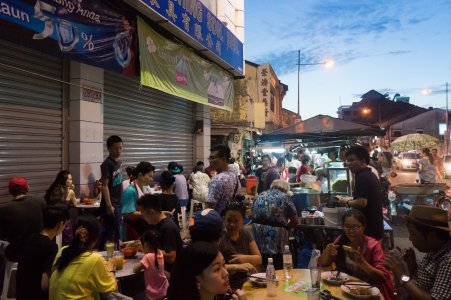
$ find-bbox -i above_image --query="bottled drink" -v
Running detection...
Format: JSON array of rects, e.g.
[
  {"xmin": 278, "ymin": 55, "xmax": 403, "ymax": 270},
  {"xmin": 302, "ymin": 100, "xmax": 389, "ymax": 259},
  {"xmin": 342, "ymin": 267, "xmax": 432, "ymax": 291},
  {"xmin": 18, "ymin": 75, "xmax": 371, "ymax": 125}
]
[
  {"xmin": 266, "ymin": 258, "xmax": 277, "ymax": 297},
  {"xmin": 283, "ymin": 245, "xmax": 293, "ymax": 279}
]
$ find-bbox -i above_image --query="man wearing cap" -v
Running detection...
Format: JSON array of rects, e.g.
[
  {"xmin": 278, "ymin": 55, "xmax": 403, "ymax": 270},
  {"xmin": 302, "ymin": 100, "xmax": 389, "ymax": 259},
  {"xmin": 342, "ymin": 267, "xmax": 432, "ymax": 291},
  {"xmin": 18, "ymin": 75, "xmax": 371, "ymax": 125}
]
[
  {"xmin": 189, "ymin": 208, "xmax": 224, "ymax": 243},
  {"xmin": 167, "ymin": 162, "xmax": 189, "ymax": 226},
  {"xmin": 0, "ymin": 177, "xmax": 46, "ymax": 261},
  {"xmin": 206, "ymin": 145, "xmax": 240, "ymax": 214},
  {"xmin": 384, "ymin": 206, "xmax": 451, "ymax": 300}
]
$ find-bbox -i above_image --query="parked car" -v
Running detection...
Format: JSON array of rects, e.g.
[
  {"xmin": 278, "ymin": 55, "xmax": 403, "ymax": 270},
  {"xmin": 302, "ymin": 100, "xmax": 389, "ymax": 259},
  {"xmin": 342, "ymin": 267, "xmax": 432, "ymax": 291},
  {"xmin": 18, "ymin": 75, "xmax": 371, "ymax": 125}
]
[
  {"xmin": 396, "ymin": 152, "xmax": 420, "ymax": 171},
  {"xmin": 442, "ymin": 155, "xmax": 451, "ymax": 178}
]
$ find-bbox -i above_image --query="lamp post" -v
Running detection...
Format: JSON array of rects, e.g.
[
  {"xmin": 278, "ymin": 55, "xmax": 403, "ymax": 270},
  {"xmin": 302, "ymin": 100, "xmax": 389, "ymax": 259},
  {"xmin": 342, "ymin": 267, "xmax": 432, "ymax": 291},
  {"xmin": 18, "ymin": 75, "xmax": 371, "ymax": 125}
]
[
  {"xmin": 296, "ymin": 50, "xmax": 333, "ymax": 116},
  {"xmin": 446, "ymin": 82, "xmax": 449, "ymax": 154}
]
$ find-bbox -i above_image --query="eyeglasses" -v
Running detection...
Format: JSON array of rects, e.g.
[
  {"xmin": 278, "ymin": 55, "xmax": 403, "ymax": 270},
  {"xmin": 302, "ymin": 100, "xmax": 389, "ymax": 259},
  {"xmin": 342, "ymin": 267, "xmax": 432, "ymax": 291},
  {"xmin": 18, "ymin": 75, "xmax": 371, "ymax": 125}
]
[{"xmin": 343, "ymin": 225, "xmax": 362, "ymax": 231}]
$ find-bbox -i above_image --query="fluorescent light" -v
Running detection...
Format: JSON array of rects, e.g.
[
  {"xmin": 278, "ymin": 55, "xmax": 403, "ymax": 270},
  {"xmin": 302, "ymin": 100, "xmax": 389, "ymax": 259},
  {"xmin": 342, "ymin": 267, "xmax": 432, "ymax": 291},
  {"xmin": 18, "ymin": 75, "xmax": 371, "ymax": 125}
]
[{"xmin": 262, "ymin": 148, "xmax": 285, "ymax": 153}]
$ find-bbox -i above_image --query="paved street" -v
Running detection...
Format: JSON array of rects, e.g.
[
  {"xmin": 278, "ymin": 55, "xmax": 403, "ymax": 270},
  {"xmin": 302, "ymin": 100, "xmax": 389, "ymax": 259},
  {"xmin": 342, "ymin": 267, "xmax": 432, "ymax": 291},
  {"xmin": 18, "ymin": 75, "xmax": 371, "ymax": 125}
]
[{"xmin": 387, "ymin": 168, "xmax": 450, "ymax": 260}]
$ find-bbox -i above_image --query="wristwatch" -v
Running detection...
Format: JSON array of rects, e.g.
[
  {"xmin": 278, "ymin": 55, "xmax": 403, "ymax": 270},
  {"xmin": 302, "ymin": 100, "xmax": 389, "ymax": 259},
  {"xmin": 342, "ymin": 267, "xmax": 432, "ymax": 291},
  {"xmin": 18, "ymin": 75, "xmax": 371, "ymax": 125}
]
[{"xmin": 400, "ymin": 274, "xmax": 411, "ymax": 286}]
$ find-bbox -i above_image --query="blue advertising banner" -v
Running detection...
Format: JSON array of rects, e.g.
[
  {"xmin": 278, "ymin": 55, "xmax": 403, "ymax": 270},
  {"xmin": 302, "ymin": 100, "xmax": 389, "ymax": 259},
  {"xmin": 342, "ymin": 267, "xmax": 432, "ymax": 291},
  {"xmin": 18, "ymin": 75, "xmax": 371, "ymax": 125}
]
[
  {"xmin": 0, "ymin": 0, "xmax": 137, "ymax": 74},
  {"xmin": 138, "ymin": 0, "xmax": 244, "ymax": 75}
]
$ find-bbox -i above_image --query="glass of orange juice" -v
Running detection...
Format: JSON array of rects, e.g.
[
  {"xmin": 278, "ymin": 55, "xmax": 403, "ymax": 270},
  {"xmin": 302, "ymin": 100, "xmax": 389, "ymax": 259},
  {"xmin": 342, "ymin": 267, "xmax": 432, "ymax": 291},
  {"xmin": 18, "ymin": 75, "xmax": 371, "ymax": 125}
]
[{"xmin": 114, "ymin": 254, "xmax": 124, "ymax": 270}]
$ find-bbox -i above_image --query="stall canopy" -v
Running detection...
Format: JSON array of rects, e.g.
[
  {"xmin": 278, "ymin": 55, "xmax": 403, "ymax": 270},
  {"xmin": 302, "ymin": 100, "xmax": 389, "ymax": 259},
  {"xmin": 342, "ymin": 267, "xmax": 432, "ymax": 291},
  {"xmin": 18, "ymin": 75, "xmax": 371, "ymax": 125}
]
[{"xmin": 259, "ymin": 115, "xmax": 386, "ymax": 144}]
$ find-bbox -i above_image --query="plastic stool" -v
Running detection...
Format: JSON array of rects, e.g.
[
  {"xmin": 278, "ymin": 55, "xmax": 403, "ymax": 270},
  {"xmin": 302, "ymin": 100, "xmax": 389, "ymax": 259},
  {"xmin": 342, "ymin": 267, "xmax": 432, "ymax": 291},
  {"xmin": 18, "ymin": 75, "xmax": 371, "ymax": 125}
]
[
  {"xmin": 1, "ymin": 260, "xmax": 17, "ymax": 300},
  {"xmin": 189, "ymin": 200, "xmax": 205, "ymax": 223}
]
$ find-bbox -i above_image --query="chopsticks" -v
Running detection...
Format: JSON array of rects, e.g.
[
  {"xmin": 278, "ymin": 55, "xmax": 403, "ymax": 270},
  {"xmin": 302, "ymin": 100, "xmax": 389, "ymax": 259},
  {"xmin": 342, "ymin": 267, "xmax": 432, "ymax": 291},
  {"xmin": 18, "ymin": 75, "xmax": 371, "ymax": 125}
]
[
  {"xmin": 334, "ymin": 270, "xmax": 341, "ymax": 280},
  {"xmin": 344, "ymin": 283, "xmax": 372, "ymax": 287}
]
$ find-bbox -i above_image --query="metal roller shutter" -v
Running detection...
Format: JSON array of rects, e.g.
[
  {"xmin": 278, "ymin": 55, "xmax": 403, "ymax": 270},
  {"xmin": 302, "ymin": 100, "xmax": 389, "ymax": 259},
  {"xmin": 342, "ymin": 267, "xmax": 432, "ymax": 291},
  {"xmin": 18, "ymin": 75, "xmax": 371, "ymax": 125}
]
[
  {"xmin": 0, "ymin": 40, "xmax": 63, "ymax": 204},
  {"xmin": 104, "ymin": 71, "xmax": 195, "ymax": 172}
]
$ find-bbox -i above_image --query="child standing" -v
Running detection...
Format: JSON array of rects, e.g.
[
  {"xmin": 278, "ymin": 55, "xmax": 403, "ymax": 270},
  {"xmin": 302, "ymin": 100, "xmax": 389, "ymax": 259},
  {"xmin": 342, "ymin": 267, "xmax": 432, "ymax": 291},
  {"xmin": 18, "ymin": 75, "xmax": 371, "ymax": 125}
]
[{"xmin": 133, "ymin": 230, "xmax": 169, "ymax": 300}]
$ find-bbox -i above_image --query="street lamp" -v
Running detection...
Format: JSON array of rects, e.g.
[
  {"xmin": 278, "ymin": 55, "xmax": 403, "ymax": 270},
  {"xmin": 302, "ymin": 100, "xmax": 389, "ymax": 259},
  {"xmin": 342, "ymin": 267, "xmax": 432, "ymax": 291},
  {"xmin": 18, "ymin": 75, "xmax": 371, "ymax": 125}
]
[{"xmin": 296, "ymin": 50, "xmax": 333, "ymax": 116}]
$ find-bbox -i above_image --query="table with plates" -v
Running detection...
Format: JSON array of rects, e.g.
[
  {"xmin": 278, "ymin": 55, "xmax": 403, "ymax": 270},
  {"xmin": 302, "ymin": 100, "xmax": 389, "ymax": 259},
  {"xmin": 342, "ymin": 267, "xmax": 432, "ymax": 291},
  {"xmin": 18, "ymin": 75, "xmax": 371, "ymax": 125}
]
[{"xmin": 242, "ymin": 269, "xmax": 384, "ymax": 299}]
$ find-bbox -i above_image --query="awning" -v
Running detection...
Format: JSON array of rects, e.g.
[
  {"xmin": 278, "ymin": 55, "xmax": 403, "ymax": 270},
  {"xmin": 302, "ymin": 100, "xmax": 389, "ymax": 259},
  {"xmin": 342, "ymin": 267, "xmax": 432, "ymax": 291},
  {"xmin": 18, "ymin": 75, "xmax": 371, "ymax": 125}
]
[{"xmin": 259, "ymin": 114, "xmax": 386, "ymax": 143}]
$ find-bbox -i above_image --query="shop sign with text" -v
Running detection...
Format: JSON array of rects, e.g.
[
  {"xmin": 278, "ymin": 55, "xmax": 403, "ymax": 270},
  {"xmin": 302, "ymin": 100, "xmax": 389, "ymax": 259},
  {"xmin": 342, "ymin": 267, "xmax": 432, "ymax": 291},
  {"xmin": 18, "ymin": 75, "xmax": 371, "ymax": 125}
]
[
  {"xmin": 0, "ymin": 0, "xmax": 137, "ymax": 74},
  {"xmin": 138, "ymin": 0, "xmax": 243, "ymax": 75}
]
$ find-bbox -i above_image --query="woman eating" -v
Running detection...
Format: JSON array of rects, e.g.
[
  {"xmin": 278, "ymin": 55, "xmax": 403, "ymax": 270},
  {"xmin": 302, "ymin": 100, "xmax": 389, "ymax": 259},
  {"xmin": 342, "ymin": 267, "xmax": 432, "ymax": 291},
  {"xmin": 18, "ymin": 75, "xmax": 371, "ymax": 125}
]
[
  {"xmin": 251, "ymin": 179, "xmax": 298, "ymax": 269},
  {"xmin": 44, "ymin": 170, "xmax": 77, "ymax": 244},
  {"xmin": 220, "ymin": 197, "xmax": 262, "ymax": 289},
  {"xmin": 49, "ymin": 215, "xmax": 117, "ymax": 299},
  {"xmin": 168, "ymin": 241, "xmax": 246, "ymax": 300},
  {"xmin": 320, "ymin": 209, "xmax": 394, "ymax": 300},
  {"xmin": 44, "ymin": 170, "xmax": 77, "ymax": 206}
]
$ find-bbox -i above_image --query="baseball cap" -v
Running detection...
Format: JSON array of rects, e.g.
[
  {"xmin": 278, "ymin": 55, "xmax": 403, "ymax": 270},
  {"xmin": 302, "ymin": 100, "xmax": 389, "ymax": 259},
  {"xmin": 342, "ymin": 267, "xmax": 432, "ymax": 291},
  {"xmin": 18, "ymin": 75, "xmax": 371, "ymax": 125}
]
[
  {"xmin": 193, "ymin": 208, "xmax": 224, "ymax": 233},
  {"xmin": 8, "ymin": 177, "xmax": 29, "ymax": 194}
]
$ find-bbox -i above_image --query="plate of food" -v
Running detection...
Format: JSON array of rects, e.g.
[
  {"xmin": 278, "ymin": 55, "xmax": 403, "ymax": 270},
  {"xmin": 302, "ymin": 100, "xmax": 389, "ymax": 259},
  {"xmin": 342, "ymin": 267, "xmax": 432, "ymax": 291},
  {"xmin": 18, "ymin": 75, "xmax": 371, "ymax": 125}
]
[
  {"xmin": 341, "ymin": 282, "xmax": 380, "ymax": 299},
  {"xmin": 248, "ymin": 273, "xmax": 279, "ymax": 287},
  {"xmin": 321, "ymin": 271, "xmax": 350, "ymax": 285}
]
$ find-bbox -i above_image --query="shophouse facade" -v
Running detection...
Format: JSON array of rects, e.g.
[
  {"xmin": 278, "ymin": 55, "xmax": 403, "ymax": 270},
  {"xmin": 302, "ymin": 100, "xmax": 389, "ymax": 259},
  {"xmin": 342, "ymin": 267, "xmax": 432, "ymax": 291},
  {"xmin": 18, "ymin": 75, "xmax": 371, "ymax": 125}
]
[
  {"xmin": 211, "ymin": 61, "xmax": 288, "ymax": 163},
  {"xmin": 0, "ymin": 0, "xmax": 244, "ymax": 203}
]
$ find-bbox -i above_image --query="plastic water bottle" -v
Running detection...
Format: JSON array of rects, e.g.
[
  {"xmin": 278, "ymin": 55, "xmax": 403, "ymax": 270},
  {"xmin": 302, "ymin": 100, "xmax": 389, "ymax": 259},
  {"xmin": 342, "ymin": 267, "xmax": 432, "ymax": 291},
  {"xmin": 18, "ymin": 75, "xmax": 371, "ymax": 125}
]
[
  {"xmin": 266, "ymin": 258, "xmax": 277, "ymax": 297},
  {"xmin": 388, "ymin": 190, "xmax": 397, "ymax": 216},
  {"xmin": 283, "ymin": 245, "xmax": 293, "ymax": 279}
]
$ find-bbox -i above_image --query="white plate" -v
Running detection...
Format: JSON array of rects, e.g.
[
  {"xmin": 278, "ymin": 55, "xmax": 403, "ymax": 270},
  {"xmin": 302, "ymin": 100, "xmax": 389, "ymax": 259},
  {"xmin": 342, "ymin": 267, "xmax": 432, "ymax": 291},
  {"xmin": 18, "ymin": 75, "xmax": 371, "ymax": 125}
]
[
  {"xmin": 341, "ymin": 282, "xmax": 380, "ymax": 299},
  {"xmin": 321, "ymin": 271, "xmax": 350, "ymax": 285}
]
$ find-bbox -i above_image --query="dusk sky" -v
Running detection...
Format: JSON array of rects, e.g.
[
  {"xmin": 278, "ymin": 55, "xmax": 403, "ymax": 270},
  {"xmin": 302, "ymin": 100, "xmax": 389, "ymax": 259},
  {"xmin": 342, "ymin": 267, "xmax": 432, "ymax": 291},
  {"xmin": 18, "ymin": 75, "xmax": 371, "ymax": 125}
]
[{"xmin": 245, "ymin": 0, "xmax": 451, "ymax": 119}]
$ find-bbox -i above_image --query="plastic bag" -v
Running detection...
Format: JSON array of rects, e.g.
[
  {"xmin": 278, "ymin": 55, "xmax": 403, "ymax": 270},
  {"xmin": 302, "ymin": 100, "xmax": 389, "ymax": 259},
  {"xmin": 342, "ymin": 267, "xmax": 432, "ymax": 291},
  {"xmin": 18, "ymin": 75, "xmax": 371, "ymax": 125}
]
[
  {"xmin": 307, "ymin": 249, "xmax": 321, "ymax": 268},
  {"xmin": 300, "ymin": 174, "xmax": 317, "ymax": 184}
]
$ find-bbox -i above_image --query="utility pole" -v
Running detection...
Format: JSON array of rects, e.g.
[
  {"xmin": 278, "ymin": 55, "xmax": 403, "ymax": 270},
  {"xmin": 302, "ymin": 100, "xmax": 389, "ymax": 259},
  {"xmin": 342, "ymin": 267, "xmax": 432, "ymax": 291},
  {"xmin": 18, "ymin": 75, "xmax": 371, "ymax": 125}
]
[
  {"xmin": 297, "ymin": 50, "xmax": 300, "ymax": 117},
  {"xmin": 446, "ymin": 82, "xmax": 449, "ymax": 154}
]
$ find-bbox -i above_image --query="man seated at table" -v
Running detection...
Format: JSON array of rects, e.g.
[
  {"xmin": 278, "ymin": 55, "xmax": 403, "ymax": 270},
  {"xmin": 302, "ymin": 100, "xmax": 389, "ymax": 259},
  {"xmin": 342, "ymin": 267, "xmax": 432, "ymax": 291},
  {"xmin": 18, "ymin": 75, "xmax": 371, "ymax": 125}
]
[
  {"xmin": 384, "ymin": 205, "xmax": 451, "ymax": 300},
  {"xmin": 137, "ymin": 194, "xmax": 183, "ymax": 273},
  {"xmin": 0, "ymin": 177, "xmax": 46, "ymax": 261},
  {"xmin": 16, "ymin": 204, "xmax": 69, "ymax": 300}
]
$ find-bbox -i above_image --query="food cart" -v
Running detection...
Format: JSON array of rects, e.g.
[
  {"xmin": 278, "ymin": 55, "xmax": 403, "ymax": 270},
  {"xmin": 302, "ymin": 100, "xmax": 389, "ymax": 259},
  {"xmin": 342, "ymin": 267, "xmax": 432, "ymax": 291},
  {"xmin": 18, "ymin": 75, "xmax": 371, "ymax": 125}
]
[{"xmin": 259, "ymin": 115, "xmax": 385, "ymax": 203}]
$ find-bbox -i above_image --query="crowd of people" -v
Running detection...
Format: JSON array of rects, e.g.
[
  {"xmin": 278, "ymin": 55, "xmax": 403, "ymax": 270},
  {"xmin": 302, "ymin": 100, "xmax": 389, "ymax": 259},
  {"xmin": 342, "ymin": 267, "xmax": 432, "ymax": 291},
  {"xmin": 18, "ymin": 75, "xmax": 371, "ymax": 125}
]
[{"xmin": 0, "ymin": 135, "xmax": 450, "ymax": 300}]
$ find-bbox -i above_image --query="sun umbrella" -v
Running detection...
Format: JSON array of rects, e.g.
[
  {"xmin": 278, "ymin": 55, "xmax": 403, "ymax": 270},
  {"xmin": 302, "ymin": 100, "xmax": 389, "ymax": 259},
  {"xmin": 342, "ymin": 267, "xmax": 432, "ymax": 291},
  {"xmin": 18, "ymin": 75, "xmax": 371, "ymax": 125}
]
[{"xmin": 391, "ymin": 133, "xmax": 439, "ymax": 152}]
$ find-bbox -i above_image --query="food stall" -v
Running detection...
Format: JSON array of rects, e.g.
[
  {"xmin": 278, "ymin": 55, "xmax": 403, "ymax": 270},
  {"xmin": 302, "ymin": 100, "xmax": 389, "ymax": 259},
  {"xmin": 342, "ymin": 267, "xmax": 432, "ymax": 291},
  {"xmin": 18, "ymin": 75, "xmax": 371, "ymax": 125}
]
[
  {"xmin": 259, "ymin": 114, "xmax": 385, "ymax": 203},
  {"xmin": 258, "ymin": 115, "xmax": 386, "ymax": 265}
]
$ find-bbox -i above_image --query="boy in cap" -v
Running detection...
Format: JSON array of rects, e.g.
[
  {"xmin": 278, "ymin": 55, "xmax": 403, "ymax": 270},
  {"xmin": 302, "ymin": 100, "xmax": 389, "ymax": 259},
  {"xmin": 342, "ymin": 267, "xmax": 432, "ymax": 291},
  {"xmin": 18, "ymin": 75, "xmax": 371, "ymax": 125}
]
[
  {"xmin": 0, "ymin": 177, "xmax": 46, "ymax": 261},
  {"xmin": 384, "ymin": 205, "xmax": 451, "ymax": 300},
  {"xmin": 167, "ymin": 162, "xmax": 189, "ymax": 228}
]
